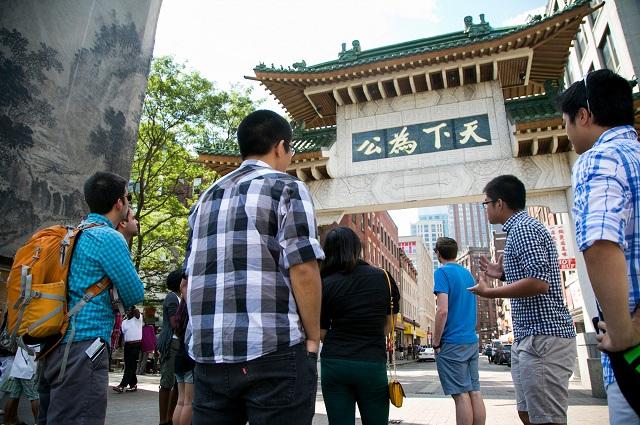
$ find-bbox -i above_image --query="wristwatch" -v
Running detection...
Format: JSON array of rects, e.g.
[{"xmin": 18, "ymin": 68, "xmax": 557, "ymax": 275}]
[{"xmin": 432, "ymin": 344, "xmax": 441, "ymax": 350}]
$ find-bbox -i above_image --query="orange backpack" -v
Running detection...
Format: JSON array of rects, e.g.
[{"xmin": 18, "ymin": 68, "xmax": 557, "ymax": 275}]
[{"xmin": 5, "ymin": 223, "xmax": 110, "ymax": 358}]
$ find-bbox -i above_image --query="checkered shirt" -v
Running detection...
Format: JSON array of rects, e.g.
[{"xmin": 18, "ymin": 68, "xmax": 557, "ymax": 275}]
[
  {"xmin": 572, "ymin": 125, "xmax": 640, "ymax": 387},
  {"xmin": 184, "ymin": 160, "xmax": 325, "ymax": 363},
  {"xmin": 502, "ymin": 211, "xmax": 576, "ymax": 343},
  {"xmin": 64, "ymin": 213, "xmax": 144, "ymax": 347}
]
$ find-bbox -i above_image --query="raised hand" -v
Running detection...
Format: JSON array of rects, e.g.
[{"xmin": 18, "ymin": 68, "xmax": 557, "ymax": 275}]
[
  {"xmin": 468, "ymin": 272, "xmax": 492, "ymax": 298},
  {"xmin": 479, "ymin": 254, "xmax": 503, "ymax": 280}
]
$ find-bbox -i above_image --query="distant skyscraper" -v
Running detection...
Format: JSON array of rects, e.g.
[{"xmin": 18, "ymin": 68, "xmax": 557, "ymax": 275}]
[
  {"xmin": 410, "ymin": 208, "xmax": 449, "ymax": 270},
  {"xmin": 448, "ymin": 203, "xmax": 491, "ymax": 250}
]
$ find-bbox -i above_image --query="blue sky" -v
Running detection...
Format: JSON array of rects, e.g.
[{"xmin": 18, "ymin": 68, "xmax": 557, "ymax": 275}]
[{"xmin": 153, "ymin": 0, "xmax": 547, "ymax": 235}]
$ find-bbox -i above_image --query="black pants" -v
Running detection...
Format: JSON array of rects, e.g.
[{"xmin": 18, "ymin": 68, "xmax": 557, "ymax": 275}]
[
  {"xmin": 119, "ymin": 341, "xmax": 141, "ymax": 388},
  {"xmin": 193, "ymin": 343, "xmax": 318, "ymax": 425}
]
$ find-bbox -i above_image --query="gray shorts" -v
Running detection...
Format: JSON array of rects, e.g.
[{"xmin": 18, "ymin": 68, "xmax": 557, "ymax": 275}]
[
  {"xmin": 606, "ymin": 381, "xmax": 640, "ymax": 425},
  {"xmin": 38, "ymin": 339, "xmax": 109, "ymax": 424},
  {"xmin": 160, "ymin": 338, "xmax": 179, "ymax": 389},
  {"xmin": 511, "ymin": 335, "xmax": 576, "ymax": 424},
  {"xmin": 435, "ymin": 342, "xmax": 480, "ymax": 396}
]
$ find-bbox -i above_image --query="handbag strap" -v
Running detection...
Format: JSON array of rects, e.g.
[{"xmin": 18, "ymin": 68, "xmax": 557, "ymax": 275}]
[{"xmin": 382, "ymin": 269, "xmax": 398, "ymax": 380}]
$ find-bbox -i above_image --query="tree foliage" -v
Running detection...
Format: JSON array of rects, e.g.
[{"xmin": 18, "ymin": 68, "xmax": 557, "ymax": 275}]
[{"xmin": 130, "ymin": 56, "xmax": 259, "ymax": 300}]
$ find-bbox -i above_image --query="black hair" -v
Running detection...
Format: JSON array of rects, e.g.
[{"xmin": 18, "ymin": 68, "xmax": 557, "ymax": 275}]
[
  {"xmin": 556, "ymin": 69, "xmax": 634, "ymax": 126},
  {"xmin": 320, "ymin": 227, "xmax": 362, "ymax": 277},
  {"xmin": 237, "ymin": 110, "xmax": 292, "ymax": 159},
  {"xmin": 435, "ymin": 237, "xmax": 458, "ymax": 261},
  {"xmin": 83, "ymin": 171, "xmax": 127, "ymax": 214},
  {"xmin": 166, "ymin": 269, "xmax": 182, "ymax": 292},
  {"xmin": 483, "ymin": 175, "xmax": 526, "ymax": 211}
]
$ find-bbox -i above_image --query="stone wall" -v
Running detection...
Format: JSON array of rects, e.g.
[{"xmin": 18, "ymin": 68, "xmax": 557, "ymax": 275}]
[{"xmin": 0, "ymin": 0, "xmax": 162, "ymax": 259}]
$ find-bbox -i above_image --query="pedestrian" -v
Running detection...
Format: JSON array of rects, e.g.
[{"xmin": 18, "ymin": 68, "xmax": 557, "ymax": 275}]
[
  {"xmin": 2, "ymin": 345, "xmax": 40, "ymax": 425},
  {"xmin": 157, "ymin": 270, "xmax": 181, "ymax": 425},
  {"xmin": 37, "ymin": 171, "xmax": 144, "ymax": 424},
  {"xmin": 471, "ymin": 175, "xmax": 576, "ymax": 425},
  {"xmin": 172, "ymin": 278, "xmax": 194, "ymax": 425},
  {"xmin": 557, "ymin": 69, "xmax": 640, "ymax": 424},
  {"xmin": 433, "ymin": 237, "xmax": 486, "ymax": 425},
  {"xmin": 183, "ymin": 110, "xmax": 325, "ymax": 424},
  {"xmin": 113, "ymin": 306, "xmax": 143, "ymax": 393},
  {"xmin": 137, "ymin": 317, "xmax": 157, "ymax": 375},
  {"xmin": 319, "ymin": 227, "xmax": 400, "ymax": 425}
]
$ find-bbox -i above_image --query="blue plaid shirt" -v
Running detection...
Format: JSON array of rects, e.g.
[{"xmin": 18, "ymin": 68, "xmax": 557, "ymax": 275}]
[
  {"xmin": 572, "ymin": 125, "xmax": 640, "ymax": 387},
  {"xmin": 64, "ymin": 213, "xmax": 144, "ymax": 347}
]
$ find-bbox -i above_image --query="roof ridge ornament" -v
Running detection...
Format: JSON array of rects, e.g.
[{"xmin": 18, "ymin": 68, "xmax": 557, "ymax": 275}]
[
  {"xmin": 338, "ymin": 40, "xmax": 361, "ymax": 61},
  {"xmin": 463, "ymin": 14, "xmax": 492, "ymax": 38}
]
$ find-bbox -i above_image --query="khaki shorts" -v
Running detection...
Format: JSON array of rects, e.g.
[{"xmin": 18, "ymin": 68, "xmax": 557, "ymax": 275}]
[
  {"xmin": 511, "ymin": 335, "xmax": 576, "ymax": 424},
  {"xmin": 159, "ymin": 338, "xmax": 179, "ymax": 389}
]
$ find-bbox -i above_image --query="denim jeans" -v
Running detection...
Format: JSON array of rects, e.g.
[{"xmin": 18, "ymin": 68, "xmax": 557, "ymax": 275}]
[{"xmin": 192, "ymin": 343, "xmax": 317, "ymax": 425}]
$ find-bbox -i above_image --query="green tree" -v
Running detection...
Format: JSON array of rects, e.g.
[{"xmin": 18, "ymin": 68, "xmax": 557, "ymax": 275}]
[{"xmin": 130, "ymin": 56, "xmax": 259, "ymax": 299}]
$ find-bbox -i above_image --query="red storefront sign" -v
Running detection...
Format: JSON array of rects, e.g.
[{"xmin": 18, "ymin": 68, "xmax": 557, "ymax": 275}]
[{"xmin": 558, "ymin": 258, "xmax": 576, "ymax": 270}]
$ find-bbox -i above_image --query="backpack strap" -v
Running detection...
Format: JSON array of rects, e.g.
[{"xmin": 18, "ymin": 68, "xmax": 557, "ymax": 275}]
[{"xmin": 57, "ymin": 277, "xmax": 111, "ymax": 382}]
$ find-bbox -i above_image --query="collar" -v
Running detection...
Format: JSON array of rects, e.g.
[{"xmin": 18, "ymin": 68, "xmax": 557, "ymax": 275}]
[
  {"xmin": 83, "ymin": 213, "xmax": 115, "ymax": 229},
  {"xmin": 240, "ymin": 159, "xmax": 272, "ymax": 170},
  {"xmin": 592, "ymin": 125, "xmax": 638, "ymax": 149},
  {"xmin": 502, "ymin": 210, "xmax": 527, "ymax": 233}
]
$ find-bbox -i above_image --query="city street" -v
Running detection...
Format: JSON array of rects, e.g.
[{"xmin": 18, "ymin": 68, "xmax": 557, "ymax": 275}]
[{"xmin": 4, "ymin": 356, "xmax": 607, "ymax": 424}]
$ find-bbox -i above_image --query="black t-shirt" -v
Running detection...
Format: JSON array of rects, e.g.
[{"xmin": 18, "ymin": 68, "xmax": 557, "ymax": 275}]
[{"xmin": 320, "ymin": 261, "xmax": 400, "ymax": 363}]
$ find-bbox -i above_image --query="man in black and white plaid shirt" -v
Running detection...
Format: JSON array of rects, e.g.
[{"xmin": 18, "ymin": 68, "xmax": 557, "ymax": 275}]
[
  {"xmin": 183, "ymin": 110, "xmax": 325, "ymax": 425},
  {"xmin": 471, "ymin": 175, "xmax": 576, "ymax": 425}
]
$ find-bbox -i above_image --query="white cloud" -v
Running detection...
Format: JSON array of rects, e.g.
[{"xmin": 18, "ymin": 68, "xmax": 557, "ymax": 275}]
[{"xmin": 501, "ymin": 6, "xmax": 545, "ymax": 27}]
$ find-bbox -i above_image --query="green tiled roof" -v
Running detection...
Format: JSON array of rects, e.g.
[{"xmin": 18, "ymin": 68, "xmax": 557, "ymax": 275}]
[
  {"xmin": 198, "ymin": 126, "xmax": 336, "ymax": 157},
  {"xmin": 505, "ymin": 95, "xmax": 561, "ymax": 124},
  {"xmin": 254, "ymin": 0, "xmax": 589, "ymax": 75},
  {"xmin": 505, "ymin": 84, "xmax": 640, "ymax": 124}
]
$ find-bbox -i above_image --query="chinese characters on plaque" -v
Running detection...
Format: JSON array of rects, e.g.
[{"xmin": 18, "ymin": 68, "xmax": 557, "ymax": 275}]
[{"xmin": 352, "ymin": 114, "xmax": 491, "ymax": 162}]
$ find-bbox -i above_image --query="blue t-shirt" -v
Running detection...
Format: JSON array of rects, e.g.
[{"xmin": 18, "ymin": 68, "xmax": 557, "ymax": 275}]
[{"xmin": 433, "ymin": 263, "xmax": 478, "ymax": 344}]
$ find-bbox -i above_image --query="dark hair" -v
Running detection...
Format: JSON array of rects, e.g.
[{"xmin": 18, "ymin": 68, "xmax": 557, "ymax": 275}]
[
  {"xmin": 556, "ymin": 69, "xmax": 634, "ymax": 127},
  {"xmin": 435, "ymin": 237, "xmax": 458, "ymax": 260},
  {"xmin": 166, "ymin": 269, "xmax": 182, "ymax": 292},
  {"xmin": 483, "ymin": 175, "xmax": 526, "ymax": 211},
  {"xmin": 83, "ymin": 171, "xmax": 127, "ymax": 214},
  {"xmin": 237, "ymin": 110, "xmax": 292, "ymax": 159},
  {"xmin": 320, "ymin": 227, "xmax": 362, "ymax": 277}
]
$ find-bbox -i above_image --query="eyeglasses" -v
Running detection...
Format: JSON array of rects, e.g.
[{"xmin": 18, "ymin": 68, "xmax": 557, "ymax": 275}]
[
  {"xmin": 481, "ymin": 199, "xmax": 498, "ymax": 208},
  {"xmin": 583, "ymin": 73, "xmax": 592, "ymax": 115},
  {"xmin": 289, "ymin": 146, "xmax": 296, "ymax": 156},
  {"xmin": 121, "ymin": 193, "xmax": 132, "ymax": 203}
]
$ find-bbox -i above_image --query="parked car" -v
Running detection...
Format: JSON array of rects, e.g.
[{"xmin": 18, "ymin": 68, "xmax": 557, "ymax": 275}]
[
  {"xmin": 494, "ymin": 344, "xmax": 512, "ymax": 366},
  {"xmin": 418, "ymin": 347, "xmax": 435, "ymax": 362},
  {"xmin": 487, "ymin": 339, "xmax": 501, "ymax": 363}
]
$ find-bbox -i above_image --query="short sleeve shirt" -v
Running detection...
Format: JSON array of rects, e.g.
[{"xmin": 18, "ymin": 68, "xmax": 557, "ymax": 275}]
[{"xmin": 433, "ymin": 263, "xmax": 478, "ymax": 344}]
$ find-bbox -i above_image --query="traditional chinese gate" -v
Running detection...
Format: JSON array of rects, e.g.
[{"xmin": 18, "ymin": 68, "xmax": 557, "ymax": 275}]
[{"xmin": 200, "ymin": 2, "xmax": 624, "ymax": 343}]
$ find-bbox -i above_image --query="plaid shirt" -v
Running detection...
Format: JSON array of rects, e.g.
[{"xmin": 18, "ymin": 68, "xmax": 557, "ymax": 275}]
[
  {"xmin": 64, "ymin": 213, "xmax": 144, "ymax": 347},
  {"xmin": 502, "ymin": 211, "xmax": 576, "ymax": 343},
  {"xmin": 184, "ymin": 160, "xmax": 325, "ymax": 363},
  {"xmin": 572, "ymin": 125, "xmax": 640, "ymax": 387}
]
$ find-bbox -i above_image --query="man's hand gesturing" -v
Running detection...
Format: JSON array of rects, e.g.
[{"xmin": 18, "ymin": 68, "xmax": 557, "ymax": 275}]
[{"xmin": 479, "ymin": 254, "xmax": 503, "ymax": 280}]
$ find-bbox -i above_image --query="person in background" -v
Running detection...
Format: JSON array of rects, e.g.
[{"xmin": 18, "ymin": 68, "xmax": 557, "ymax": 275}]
[
  {"xmin": 113, "ymin": 306, "xmax": 143, "ymax": 393},
  {"xmin": 2, "ymin": 345, "xmax": 40, "ymax": 425},
  {"xmin": 157, "ymin": 270, "xmax": 181, "ymax": 425},
  {"xmin": 138, "ymin": 315, "xmax": 157, "ymax": 375},
  {"xmin": 172, "ymin": 278, "xmax": 194, "ymax": 425},
  {"xmin": 320, "ymin": 227, "xmax": 400, "ymax": 425}
]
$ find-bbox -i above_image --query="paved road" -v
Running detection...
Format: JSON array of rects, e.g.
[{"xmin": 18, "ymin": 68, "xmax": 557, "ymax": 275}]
[{"xmin": 3, "ymin": 356, "xmax": 608, "ymax": 424}]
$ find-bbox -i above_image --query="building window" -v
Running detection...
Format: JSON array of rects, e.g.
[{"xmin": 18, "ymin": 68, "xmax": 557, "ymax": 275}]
[
  {"xmin": 599, "ymin": 27, "xmax": 619, "ymax": 71},
  {"xmin": 351, "ymin": 214, "xmax": 356, "ymax": 224}
]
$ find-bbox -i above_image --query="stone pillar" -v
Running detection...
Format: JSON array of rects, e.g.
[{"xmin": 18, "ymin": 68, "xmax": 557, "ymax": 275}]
[
  {"xmin": 0, "ymin": 0, "xmax": 162, "ymax": 259},
  {"xmin": 564, "ymin": 186, "xmax": 605, "ymax": 397}
]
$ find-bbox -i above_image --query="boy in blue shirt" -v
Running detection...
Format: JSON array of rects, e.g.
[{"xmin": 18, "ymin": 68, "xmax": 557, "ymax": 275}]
[{"xmin": 433, "ymin": 237, "xmax": 485, "ymax": 425}]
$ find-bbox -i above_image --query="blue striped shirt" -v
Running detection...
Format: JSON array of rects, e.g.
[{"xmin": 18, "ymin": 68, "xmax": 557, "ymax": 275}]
[
  {"xmin": 64, "ymin": 213, "xmax": 144, "ymax": 347},
  {"xmin": 572, "ymin": 125, "xmax": 640, "ymax": 387}
]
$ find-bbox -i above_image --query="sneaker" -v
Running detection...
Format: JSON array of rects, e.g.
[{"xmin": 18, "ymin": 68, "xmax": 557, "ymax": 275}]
[
  {"xmin": 112, "ymin": 385, "xmax": 124, "ymax": 393},
  {"xmin": 125, "ymin": 385, "xmax": 137, "ymax": 392}
]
